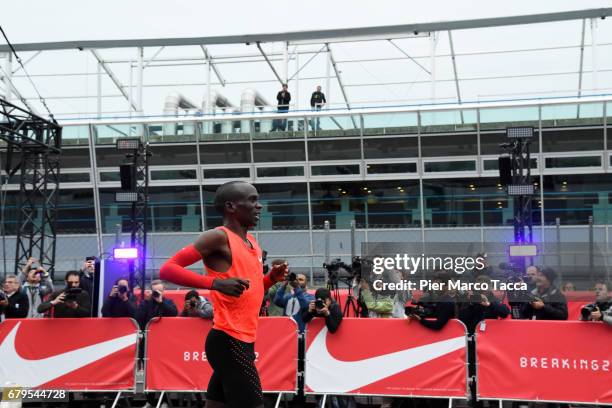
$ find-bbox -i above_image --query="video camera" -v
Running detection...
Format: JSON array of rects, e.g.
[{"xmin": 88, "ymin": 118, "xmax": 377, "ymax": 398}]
[{"xmin": 323, "ymin": 258, "xmax": 353, "ymax": 285}]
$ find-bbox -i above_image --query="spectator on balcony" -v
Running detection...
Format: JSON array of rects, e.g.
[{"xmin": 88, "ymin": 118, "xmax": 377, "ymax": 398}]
[
  {"xmin": 309, "ymin": 85, "xmax": 326, "ymax": 130},
  {"xmin": 0, "ymin": 275, "xmax": 29, "ymax": 319},
  {"xmin": 101, "ymin": 277, "xmax": 137, "ymax": 318},
  {"xmin": 271, "ymin": 83, "xmax": 291, "ymax": 131}
]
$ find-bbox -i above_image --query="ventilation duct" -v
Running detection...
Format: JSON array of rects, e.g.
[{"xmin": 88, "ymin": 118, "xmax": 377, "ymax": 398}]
[
  {"xmin": 240, "ymin": 88, "xmax": 270, "ymax": 133},
  {"xmin": 163, "ymin": 92, "xmax": 199, "ymax": 135}
]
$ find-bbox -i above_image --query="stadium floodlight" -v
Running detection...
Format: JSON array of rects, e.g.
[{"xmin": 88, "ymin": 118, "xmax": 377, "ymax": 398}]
[
  {"xmin": 115, "ymin": 191, "xmax": 139, "ymax": 202},
  {"xmin": 116, "ymin": 138, "xmax": 141, "ymax": 150},
  {"xmin": 507, "ymin": 184, "xmax": 534, "ymax": 196},
  {"xmin": 509, "ymin": 244, "xmax": 537, "ymax": 257},
  {"xmin": 506, "ymin": 127, "xmax": 534, "ymax": 139},
  {"xmin": 114, "ymin": 247, "xmax": 138, "ymax": 259}
]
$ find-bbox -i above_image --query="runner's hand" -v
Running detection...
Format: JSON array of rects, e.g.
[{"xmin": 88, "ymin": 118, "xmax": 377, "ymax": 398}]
[{"xmin": 212, "ymin": 278, "xmax": 250, "ymax": 297}]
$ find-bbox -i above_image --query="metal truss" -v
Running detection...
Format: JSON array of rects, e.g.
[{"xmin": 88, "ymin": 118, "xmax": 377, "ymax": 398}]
[
  {"xmin": 128, "ymin": 141, "xmax": 150, "ymax": 300},
  {"xmin": 0, "ymin": 98, "xmax": 61, "ymax": 277}
]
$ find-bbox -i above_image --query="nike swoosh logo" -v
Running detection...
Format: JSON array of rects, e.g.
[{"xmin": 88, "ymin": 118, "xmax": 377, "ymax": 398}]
[
  {"xmin": 306, "ymin": 327, "xmax": 465, "ymax": 392},
  {"xmin": 0, "ymin": 322, "xmax": 137, "ymax": 387}
]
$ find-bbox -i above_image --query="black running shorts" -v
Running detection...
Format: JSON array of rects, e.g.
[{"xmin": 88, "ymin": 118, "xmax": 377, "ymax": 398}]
[{"xmin": 205, "ymin": 328, "xmax": 263, "ymax": 408}]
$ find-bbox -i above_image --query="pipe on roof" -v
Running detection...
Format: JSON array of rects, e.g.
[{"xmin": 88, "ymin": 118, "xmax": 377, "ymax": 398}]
[
  {"xmin": 240, "ymin": 88, "xmax": 270, "ymax": 132},
  {"xmin": 163, "ymin": 92, "xmax": 199, "ymax": 135}
]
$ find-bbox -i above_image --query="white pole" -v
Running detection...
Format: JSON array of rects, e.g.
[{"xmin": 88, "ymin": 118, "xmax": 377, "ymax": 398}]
[
  {"xmin": 590, "ymin": 18, "xmax": 598, "ymax": 92},
  {"xmin": 128, "ymin": 60, "xmax": 133, "ymax": 118},
  {"xmin": 97, "ymin": 61, "xmax": 102, "ymax": 119},
  {"xmin": 283, "ymin": 42, "xmax": 289, "ymax": 84},
  {"xmin": 430, "ymin": 31, "xmax": 438, "ymax": 103},
  {"xmin": 295, "ymin": 48, "xmax": 300, "ymax": 111},
  {"xmin": 137, "ymin": 47, "xmax": 144, "ymax": 114},
  {"xmin": 206, "ymin": 59, "xmax": 211, "ymax": 114},
  {"xmin": 325, "ymin": 47, "xmax": 331, "ymax": 108}
]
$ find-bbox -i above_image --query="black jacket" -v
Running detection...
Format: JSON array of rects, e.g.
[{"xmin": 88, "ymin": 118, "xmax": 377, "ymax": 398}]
[
  {"xmin": 136, "ymin": 298, "xmax": 178, "ymax": 329},
  {"xmin": 520, "ymin": 285, "xmax": 568, "ymax": 320},
  {"xmin": 419, "ymin": 294, "xmax": 455, "ymax": 330},
  {"xmin": 310, "ymin": 91, "xmax": 326, "ymax": 108},
  {"xmin": 102, "ymin": 295, "xmax": 137, "ymax": 318},
  {"xmin": 80, "ymin": 272, "xmax": 94, "ymax": 298},
  {"xmin": 38, "ymin": 289, "xmax": 91, "ymax": 318},
  {"xmin": 458, "ymin": 293, "xmax": 510, "ymax": 334},
  {"xmin": 302, "ymin": 301, "xmax": 343, "ymax": 333},
  {"xmin": 276, "ymin": 91, "xmax": 291, "ymax": 110},
  {"xmin": 1, "ymin": 291, "xmax": 29, "ymax": 318}
]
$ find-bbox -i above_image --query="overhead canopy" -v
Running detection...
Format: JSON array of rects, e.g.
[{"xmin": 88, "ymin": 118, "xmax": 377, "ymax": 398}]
[{"xmin": 0, "ymin": 3, "xmax": 611, "ymax": 119}]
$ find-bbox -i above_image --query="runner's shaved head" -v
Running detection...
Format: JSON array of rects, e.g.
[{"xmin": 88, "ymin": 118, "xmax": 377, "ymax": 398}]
[{"xmin": 214, "ymin": 181, "xmax": 252, "ymax": 214}]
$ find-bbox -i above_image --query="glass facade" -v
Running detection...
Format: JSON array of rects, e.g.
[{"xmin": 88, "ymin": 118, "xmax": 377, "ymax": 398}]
[{"xmin": 3, "ymin": 98, "xmax": 611, "ymax": 236}]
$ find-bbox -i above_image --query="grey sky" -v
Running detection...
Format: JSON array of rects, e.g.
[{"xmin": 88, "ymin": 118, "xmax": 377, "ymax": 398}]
[{"xmin": 1, "ymin": 0, "xmax": 611, "ymax": 118}]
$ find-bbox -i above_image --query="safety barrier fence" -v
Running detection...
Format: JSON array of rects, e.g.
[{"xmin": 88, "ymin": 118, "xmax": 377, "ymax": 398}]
[{"xmin": 0, "ymin": 318, "xmax": 610, "ymax": 406}]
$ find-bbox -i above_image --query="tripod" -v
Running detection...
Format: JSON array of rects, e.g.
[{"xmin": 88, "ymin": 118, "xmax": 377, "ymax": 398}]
[{"xmin": 326, "ymin": 278, "xmax": 360, "ymax": 317}]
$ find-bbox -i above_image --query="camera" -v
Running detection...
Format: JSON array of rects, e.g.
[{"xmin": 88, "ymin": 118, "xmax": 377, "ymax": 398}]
[
  {"xmin": 286, "ymin": 272, "xmax": 297, "ymax": 282},
  {"xmin": 64, "ymin": 287, "xmax": 82, "ymax": 302},
  {"xmin": 189, "ymin": 298, "xmax": 198, "ymax": 308},
  {"xmin": 118, "ymin": 285, "xmax": 128, "ymax": 295},
  {"xmin": 315, "ymin": 298, "xmax": 325, "ymax": 310},
  {"xmin": 404, "ymin": 301, "xmax": 434, "ymax": 319},
  {"xmin": 152, "ymin": 290, "xmax": 162, "ymax": 299},
  {"xmin": 581, "ymin": 303, "xmax": 598, "ymax": 319}
]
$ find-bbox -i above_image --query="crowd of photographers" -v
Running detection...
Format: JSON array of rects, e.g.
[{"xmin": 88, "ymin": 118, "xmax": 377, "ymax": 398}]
[{"xmin": 0, "ymin": 254, "xmax": 610, "ymax": 408}]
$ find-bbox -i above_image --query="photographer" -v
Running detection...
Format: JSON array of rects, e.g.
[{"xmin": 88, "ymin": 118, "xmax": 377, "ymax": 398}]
[
  {"xmin": 408, "ymin": 272, "xmax": 455, "ymax": 330},
  {"xmin": 525, "ymin": 265, "xmax": 539, "ymax": 291},
  {"xmin": 79, "ymin": 256, "xmax": 96, "ymax": 297},
  {"xmin": 360, "ymin": 268, "xmax": 412, "ymax": 318},
  {"xmin": 458, "ymin": 275, "xmax": 510, "ymax": 334},
  {"xmin": 38, "ymin": 271, "xmax": 91, "ymax": 318},
  {"xmin": 0, "ymin": 275, "xmax": 29, "ymax": 319},
  {"xmin": 302, "ymin": 288, "xmax": 343, "ymax": 333},
  {"xmin": 19, "ymin": 258, "xmax": 54, "ymax": 318},
  {"xmin": 273, "ymin": 262, "xmax": 314, "ymax": 332},
  {"xmin": 101, "ymin": 277, "xmax": 137, "ymax": 318},
  {"xmin": 520, "ymin": 267, "xmax": 568, "ymax": 320},
  {"xmin": 266, "ymin": 259, "xmax": 291, "ymax": 316},
  {"xmin": 136, "ymin": 280, "xmax": 178, "ymax": 330},
  {"xmin": 579, "ymin": 281, "xmax": 611, "ymax": 323},
  {"xmin": 180, "ymin": 289, "xmax": 213, "ymax": 319}
]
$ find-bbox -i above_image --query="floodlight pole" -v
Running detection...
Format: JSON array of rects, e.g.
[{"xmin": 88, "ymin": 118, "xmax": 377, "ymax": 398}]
[{"xmin": 130, "ymin": 141, "xmax": 150, "ymax": 301}]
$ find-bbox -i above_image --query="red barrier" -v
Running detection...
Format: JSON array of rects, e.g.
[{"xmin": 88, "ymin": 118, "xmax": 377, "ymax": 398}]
[
  {"xmin": 477, "ymin": 319, "xmax": 612, "ymax": 405},
  {"xmin": 0, "ymin": 318, "xmax": 138, "ymax": 391},
  {"xmin": 145, "ymin": 317, "xmax": 298, "ymax": 392},
  {"xmin": 305, "ymin": 318, "xmax": 467, "ymax": 397}
]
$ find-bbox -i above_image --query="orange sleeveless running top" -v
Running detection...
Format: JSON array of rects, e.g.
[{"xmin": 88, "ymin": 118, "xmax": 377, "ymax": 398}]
[{"xmin": 207, "ymin": 226, "xmax": 264, "ymax": 343}]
